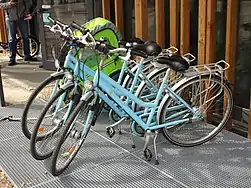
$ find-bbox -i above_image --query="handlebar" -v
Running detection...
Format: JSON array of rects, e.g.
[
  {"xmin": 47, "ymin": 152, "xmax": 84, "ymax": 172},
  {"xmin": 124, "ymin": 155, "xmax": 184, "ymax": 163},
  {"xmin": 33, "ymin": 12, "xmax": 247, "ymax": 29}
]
[
  {"xmin": 44, "ymin": 17, "xmax": 147, "ymax": 60},
  {"xmin": 44, "ymin": 16, "xmax": 74, "ymax": 40},
  {"xmin": 47, "ymin": 16, "xmax": 69, "ymax": 30},
  {"xmin": 95, "ymin": 42, "xmax": 148, "ymax": 59},
  {"xmin": 70, "ymin": 21, "xmax": 89, "ymax": 35}
]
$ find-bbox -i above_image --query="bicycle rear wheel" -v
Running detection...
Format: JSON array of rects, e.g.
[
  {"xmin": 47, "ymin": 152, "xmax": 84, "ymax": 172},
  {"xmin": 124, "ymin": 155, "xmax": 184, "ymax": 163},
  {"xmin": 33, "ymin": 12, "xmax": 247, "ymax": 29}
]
[
  {"xmin": 22, "ymin": 73, "xmax": 64, "ymax": 139},
  {"xmin": 159, "ymin": 75, "xmax": 233, "ymax": 147},
  {"xmin": 30, "ymin": 84, "xmax": 81, "ymax": 160},
  {"xmin": 51, "ymin": 96, "xmax": 95, "ymax": 176}
]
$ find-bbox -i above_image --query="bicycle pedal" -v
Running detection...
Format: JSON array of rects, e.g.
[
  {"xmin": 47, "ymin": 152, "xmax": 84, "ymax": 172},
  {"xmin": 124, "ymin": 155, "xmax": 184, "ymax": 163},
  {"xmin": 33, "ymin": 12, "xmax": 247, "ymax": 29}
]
[{"xmin": 106, "ymin": 127, "xmax": 115, "ymax": 138}]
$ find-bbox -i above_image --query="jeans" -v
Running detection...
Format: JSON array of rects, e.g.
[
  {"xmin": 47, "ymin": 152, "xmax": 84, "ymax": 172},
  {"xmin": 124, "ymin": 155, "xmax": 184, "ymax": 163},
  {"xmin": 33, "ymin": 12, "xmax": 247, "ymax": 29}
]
[{"xmin": 6, "ymin": 19, "xmax": 30, "ymax": 62}]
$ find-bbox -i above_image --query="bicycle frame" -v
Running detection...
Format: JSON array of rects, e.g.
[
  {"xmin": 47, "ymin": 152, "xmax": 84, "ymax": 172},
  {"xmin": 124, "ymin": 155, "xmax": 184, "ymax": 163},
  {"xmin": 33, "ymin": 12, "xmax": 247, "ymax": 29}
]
[
  {"xmin": 50, "ymin": 46, "xmax": 155, "ymax": 123},
  {"xmin": 73, "ymin": 52, "xmax": 200, "ymax": 131}
]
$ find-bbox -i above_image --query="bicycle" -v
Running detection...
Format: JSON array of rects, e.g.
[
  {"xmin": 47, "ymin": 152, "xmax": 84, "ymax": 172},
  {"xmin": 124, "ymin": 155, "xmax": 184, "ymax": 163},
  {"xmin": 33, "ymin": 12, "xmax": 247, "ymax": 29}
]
[
  {"xmin": 23, "ymin": 17, "xmax": 171, "ymax": 141},
  {"xmin": 0, "ymin": 35, "xmax": 39, "ymax": 58},
  {"xmin": 29, "ymin": 21, "xmax": 179, "ymax": 161},
  {"xmin": 48, "ymin": 28, "xmax": 232, "ymax": 176},
  {"xmin": 0, "ymin": 8, "xmax": 41, "ymax": 58},
  {"xmin": 21, "ymin": 17, "xmax": 76, "ymax": 140},
  {"xmin": 22, "ymin": 16, "xmax": 127, "ymax": 140}
]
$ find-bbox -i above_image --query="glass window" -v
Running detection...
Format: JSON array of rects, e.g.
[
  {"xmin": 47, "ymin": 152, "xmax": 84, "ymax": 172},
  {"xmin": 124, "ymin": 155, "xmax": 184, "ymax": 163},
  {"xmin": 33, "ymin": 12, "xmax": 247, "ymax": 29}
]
[
  {"xmin": 233, "ymin": 0, "xmax": 251, "ymax": 128},
  {"xmin": 41, "ymin": 0, "xmax": 89, "ymax": 61}
]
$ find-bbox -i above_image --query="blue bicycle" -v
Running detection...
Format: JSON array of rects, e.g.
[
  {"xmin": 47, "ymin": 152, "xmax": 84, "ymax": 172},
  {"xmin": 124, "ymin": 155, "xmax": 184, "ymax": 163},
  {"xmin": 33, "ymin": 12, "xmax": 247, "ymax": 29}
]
[
  {"xmin": 29, "ymin": 21, "xmax": 175, "ymax": 161},
  {"xmin": 48, "ymin": 27, "xmax": 233, "ymax": 176}
]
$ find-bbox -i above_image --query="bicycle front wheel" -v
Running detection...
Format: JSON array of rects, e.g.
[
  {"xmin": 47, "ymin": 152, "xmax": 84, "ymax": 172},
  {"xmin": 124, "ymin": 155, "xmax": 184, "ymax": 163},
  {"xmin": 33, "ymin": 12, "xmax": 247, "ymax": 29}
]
[
  {"xmin": 22, "ymin": 73, "xmax": 64, "ymax": 139},
  {"xmin": 159, "ymin": 75, "xmax": 233, "ymax": 147},
  {"xmin": 30, "ymin": 84, "xmax": 81, "ymax": 160},
  {"xmin": 51, "ymin": 96, "xmax": 95, "ymax": 176}
]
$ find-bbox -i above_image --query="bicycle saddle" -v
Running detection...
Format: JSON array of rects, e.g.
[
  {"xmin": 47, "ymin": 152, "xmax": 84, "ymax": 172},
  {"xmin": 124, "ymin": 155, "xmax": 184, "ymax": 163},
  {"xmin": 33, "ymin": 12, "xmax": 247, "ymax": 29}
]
[
  {"xmin": 156, "ymin": 55, "xmax": 190, "ymax": 72},
  {"xmin": 133, "ymin": 40, "xmax": 162, "ymax": 56},
  {"xmin": 119, "ymin": 37, "xmax": 145, "ymax": 47},
  {"xmin": 119, "ymin": 38, "xmax": 162, "ymax": 57}
]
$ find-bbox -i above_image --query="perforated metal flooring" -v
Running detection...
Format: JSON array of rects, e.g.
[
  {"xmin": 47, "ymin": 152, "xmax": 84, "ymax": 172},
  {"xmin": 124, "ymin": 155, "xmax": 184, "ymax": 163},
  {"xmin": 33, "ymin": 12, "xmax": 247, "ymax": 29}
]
[{"xmin": 1, "ymin": 105, "xmax": 251, "ymax": 188}]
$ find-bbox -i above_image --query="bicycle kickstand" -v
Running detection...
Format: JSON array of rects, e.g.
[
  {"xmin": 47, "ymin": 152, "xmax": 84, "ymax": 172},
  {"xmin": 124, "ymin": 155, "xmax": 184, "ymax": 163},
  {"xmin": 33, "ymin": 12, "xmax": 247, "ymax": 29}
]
[
  {"xmin": 143, "ymin": 130, "xmax": 159, "ymax": 165},
  {"xmin": 153, "ymin": 130, "xmax": 159, "ymax": 165}
]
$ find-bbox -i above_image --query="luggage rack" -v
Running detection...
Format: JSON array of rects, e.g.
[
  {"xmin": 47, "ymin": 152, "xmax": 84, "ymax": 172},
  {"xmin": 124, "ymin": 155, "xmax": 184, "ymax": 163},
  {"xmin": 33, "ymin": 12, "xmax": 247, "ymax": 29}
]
[
  {"xmin": 183, "ymin": 60, "xmax": 230, "ymax": 77},
  {"xmin": 164, "ymin": 58, "xmax": 230, "ymax": 94}
]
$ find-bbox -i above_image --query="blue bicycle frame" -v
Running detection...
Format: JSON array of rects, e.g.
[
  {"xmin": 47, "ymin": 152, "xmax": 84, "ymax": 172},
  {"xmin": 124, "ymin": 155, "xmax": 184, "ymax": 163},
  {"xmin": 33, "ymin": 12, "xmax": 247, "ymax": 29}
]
[
  {"xmin": 50, "ymin": 46, "xmax": 152, "ymax": 123},
  {"xmin": 68, "ymin": 50, "xmax": 200, "ymax": 131}
]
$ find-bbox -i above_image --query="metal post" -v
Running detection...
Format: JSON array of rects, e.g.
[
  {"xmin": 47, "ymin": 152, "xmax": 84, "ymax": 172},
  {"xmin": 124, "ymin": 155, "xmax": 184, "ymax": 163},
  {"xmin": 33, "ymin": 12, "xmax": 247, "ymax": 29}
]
[
  {"xmin": 248, "ymin": 89, "xmax": 251, "ymax": 139},
  {"xmin": 0, "ymin": 65, "xmax": 6, "ymax": 107}
]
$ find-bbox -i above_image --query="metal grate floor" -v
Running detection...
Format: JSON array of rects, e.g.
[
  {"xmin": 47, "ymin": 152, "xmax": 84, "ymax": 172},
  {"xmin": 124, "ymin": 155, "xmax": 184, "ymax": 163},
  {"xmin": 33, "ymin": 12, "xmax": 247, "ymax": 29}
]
[{"xmin": 1, "ymin": 106, "xmax": 251, "ymax": 187}]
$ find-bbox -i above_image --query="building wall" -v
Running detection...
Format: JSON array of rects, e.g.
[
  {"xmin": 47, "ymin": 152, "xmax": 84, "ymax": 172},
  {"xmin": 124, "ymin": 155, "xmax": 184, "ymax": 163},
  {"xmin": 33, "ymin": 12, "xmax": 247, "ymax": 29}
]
[{"xmin": 232, "ymin": 0, "xmax": 251, "ymax": 127}]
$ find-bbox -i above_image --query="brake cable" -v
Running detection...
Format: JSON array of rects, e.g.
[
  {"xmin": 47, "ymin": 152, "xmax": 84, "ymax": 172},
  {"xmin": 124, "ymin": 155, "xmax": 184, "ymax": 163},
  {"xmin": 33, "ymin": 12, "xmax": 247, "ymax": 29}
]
[{"xmin": 0, "ymin": 116, "xmax": 21, "ymax": 122}]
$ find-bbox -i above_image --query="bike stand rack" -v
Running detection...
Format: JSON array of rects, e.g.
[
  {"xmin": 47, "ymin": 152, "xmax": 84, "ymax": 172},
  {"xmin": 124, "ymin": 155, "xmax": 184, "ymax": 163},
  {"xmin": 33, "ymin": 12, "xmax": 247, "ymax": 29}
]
[{"xmin": 0, "ymin": 65, "xmax": 6, "ymax": 107}]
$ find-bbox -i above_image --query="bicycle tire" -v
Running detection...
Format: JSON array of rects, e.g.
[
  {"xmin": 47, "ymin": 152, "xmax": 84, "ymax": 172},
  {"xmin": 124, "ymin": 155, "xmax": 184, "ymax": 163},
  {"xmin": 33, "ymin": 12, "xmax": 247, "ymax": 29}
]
[
  {"xmin": 30, "ymin": 84, "xmax": 77, "ymax": 160},
  {"xmin": 21, "ymin": 73, "xmax": 64, "ymax": 139},
  {"xmin": 16, "ymin": 35, "xmax": 40, "ymax": 58},
  {"xmin": 51, "ymin": 95, "xmax": 95, "ymax": 176},
  {"xmin": 159, "ymin": 75, "xmax": 233, "ymax": 147}
]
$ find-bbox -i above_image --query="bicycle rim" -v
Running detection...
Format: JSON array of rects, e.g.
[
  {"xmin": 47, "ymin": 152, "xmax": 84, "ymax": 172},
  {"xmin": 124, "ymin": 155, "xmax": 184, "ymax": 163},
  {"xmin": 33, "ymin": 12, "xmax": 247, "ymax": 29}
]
[
  {"xmin": 159, "ymin": 75, "xmax": 233, "ymax": 147},
  {"xmin": 22, "ymin": 74, "xmax": 64, "ymax": 139},
  {"xmin": 51, "ymin": 99, "xmax": 93, "ymax": 176},
  {"xmin": 30, "ymin": 84, "xmax": 79, "ymax": 160}
]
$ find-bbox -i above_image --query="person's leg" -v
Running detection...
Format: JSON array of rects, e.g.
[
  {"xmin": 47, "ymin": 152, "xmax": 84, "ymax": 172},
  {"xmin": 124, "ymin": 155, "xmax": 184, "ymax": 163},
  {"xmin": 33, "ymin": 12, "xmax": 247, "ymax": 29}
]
[
  {"xmin": 6, "ymin": 19, "xmax": 17, "ymax": 65},
  {"xmin": 17, "ymin": 19, "xmax": 30, "ymax": 59}
]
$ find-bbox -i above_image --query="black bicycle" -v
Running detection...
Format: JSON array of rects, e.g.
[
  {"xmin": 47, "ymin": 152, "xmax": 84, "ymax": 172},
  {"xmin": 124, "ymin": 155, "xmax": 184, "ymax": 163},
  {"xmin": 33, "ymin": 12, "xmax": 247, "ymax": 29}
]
[
  {"xmin": 0, "ymin": 8, "xmax": 41, "ymax": 58},
  {"xmin": 0, "ymin": 35, "xmax": 40, "ymax": 58}
]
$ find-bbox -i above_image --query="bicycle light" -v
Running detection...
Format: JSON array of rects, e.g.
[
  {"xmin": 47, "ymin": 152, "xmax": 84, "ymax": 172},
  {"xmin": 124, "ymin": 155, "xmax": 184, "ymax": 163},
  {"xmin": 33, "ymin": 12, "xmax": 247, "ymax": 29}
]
[
  {"xmin": 84, "ymin": 80, "xmax": 94, "ymax": 90},
  {"xmin": 65, "ymin": 71, "xmax": 73, "ymax": 81}
]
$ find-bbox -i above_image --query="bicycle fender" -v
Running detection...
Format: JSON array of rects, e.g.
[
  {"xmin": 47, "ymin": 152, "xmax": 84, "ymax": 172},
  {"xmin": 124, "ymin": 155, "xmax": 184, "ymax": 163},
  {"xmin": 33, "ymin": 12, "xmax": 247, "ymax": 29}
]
[{"xmin": 156, "ymin": 73, "xmax": 228, "ymax": 124}]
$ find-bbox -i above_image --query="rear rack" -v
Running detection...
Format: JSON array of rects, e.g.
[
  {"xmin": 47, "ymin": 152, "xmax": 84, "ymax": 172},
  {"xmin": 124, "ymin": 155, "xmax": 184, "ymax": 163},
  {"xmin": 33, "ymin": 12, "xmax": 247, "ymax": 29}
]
[{"xmin": 184, "ymin": 60, "xmax": 230, "ymax": 77}]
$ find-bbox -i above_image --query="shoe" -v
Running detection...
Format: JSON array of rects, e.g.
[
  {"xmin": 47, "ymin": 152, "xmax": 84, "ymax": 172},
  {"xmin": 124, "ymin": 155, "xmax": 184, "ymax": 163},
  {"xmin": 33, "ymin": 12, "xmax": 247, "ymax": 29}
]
[
  {"xmin": 8, "ymin": 61, "xmax": 16, "ymax": 66},
  {"xmin": 24, "ymin": 57, "xmax": 38, "ymax": 62}
]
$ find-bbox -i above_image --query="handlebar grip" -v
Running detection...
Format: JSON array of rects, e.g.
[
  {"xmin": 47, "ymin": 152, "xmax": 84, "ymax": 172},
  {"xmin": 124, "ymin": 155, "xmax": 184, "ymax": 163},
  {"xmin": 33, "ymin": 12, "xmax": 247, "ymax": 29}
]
[
  {"xmin": 47, "ymin": 16, "xmax": 68, "ymax": 28},
  {"xmin": 131, "ymin": 50, "xmax": 148, "ymax": 58},
  {"xmin": 47, "ymin": 16, "xmax": 55, "ymax": 23},
  {"xmin": 70, "ymin": 21, "xmax": 88, "ymax": 35}
]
